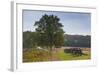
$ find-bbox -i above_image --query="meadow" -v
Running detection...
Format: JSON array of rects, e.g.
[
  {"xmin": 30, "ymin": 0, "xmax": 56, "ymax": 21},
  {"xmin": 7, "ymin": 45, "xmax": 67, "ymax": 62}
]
[{"xmin": 23, "ymin": 47, "xmax": 90, "ymax": 62}]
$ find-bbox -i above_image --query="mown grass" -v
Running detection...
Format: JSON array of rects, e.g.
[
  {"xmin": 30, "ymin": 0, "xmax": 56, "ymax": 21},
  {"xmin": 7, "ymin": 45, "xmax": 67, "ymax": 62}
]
[
  {"xmin": 23, "ymin": 48, "xmax": 91, "ymax": 62},
  {"xmin": 56, "ymin": 50, "xmax": 90, "ymax": 60}
]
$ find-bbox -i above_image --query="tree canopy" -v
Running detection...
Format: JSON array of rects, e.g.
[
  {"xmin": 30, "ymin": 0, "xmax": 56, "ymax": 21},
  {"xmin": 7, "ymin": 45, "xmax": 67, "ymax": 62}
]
[{"xmin": 34, "ymin": 14, "xmax": 64, "ymax": 50}]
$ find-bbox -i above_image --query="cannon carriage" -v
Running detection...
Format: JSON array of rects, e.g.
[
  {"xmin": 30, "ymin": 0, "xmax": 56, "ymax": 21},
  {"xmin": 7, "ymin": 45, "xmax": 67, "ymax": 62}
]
[{"xmin": 64, "ymin": 47, "xmax": 83, "ymax": 56}]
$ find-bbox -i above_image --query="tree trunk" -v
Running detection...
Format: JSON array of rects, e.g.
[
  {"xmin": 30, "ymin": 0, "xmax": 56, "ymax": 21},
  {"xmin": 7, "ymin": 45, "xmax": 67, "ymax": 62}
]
[{"xmin": 49, "ymin": 46, "xmax": 53, "ymax": 61}]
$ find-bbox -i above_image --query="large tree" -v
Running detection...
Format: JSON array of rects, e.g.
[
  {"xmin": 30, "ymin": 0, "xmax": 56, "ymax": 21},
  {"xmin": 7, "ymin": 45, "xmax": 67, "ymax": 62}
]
[{"xmin": 34, "ymin": 14, "xmax": 64, "ymax": 51}]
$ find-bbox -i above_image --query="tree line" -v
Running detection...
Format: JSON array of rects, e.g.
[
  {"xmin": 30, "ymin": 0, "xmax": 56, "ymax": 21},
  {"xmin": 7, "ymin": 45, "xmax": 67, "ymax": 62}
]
[
  {"xmin": 64, "ymin": 34, "xmax": 91, "ymax": 48},
  {"xmin": 23, "ymin": 31, "xmax": 91, "ymax": 49}
]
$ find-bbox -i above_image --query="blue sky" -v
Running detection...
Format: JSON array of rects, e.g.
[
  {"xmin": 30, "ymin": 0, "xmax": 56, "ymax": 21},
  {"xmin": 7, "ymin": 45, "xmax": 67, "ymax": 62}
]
[{"xmin": 23, "ymin": 10, "xmax": 91, "ymax": 35}]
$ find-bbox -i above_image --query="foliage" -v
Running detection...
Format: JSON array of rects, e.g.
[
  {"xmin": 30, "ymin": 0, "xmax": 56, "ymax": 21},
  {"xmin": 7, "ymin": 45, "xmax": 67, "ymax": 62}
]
[
  {"xmin": 23, "ymin": 31, "xmax": 38, "ymax": 48},
  {"xmin": 64, "ymin": 34, "xmax": 91, "ymax": 47},
  {"xmin": 23, "ymin": 31, "xmax": 91, "ymax": 49},
  {"xmin": 34, "ymin": 14, "xmax": 64, "ymax": 50}
]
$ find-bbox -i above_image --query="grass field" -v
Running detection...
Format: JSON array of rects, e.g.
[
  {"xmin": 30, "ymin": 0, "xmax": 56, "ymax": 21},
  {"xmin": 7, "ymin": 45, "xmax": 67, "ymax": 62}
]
[
  {"xmin": 56, "ymin": 50, "xmax": 90, "ymax": 60},
  {"xmin": 23, "ymin": 48, "xmax": 91, "ymax": 62}
]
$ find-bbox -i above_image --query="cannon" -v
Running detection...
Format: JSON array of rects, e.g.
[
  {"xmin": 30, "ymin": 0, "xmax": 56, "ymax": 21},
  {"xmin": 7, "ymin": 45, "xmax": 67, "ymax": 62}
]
[{"xmin": 64, "ymin": 47, "xmax": 83, "ymax": 56}]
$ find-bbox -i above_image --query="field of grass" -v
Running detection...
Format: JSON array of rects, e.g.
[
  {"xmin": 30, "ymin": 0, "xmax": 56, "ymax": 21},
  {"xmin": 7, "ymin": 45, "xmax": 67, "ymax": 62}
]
[
  {"xmin": 56, "ymin": 50, "xmax": 90, "ymax": 60},
  {"xmin": 23, "ymin": 48, "xmax": 91, "ymax": 62},
  {"xmin": 23, "ymin": 49, "xmax": 50, "ymax": 62}
]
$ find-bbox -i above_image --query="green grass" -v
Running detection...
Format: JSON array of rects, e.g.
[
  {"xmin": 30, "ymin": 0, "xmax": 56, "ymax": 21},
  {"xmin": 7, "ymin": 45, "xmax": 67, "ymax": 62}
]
[
  {"xmin": 56, "ymin": 50, "xmax": 91, "ymax": 60},
  {"xmin": 23, "ymin": 48, "xmax": 91, "ymax": 62}
]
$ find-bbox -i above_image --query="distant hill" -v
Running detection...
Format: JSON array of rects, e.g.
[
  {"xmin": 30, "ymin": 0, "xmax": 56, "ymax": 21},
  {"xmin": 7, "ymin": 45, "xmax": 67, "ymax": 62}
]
[{"xmin": 64, "ymin": 34, "xmax": 91, "ymax": 48}]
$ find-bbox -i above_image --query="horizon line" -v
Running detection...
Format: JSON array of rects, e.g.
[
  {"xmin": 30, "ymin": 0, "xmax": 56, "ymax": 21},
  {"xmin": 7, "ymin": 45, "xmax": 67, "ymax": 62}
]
[{"xmin": 23, "ymin": 30, "xmax": 91, "ymax": 36}]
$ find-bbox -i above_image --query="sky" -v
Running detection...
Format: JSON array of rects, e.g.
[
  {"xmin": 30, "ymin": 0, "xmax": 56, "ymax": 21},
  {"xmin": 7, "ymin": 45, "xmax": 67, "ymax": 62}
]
[{"xmin": 23, "ymin": 10, "xmax": 91, "ymax": 35}]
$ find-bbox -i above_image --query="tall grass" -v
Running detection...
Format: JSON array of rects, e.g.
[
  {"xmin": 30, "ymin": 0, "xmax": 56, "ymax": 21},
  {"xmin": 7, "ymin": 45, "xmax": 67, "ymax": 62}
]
[{"xmin": 23, "ymin": 48, "xmax": 91, "ymax": 62}]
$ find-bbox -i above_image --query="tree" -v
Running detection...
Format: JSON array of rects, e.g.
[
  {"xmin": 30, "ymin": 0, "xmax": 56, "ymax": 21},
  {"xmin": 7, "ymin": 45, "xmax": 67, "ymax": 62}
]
[
  {"xmin": 34, "ymin": 14, "xmax": 64, "ymax": 51},
  {"xmin": 23, "ymin": 31, "xmax": 38, "ymax": 49}
]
